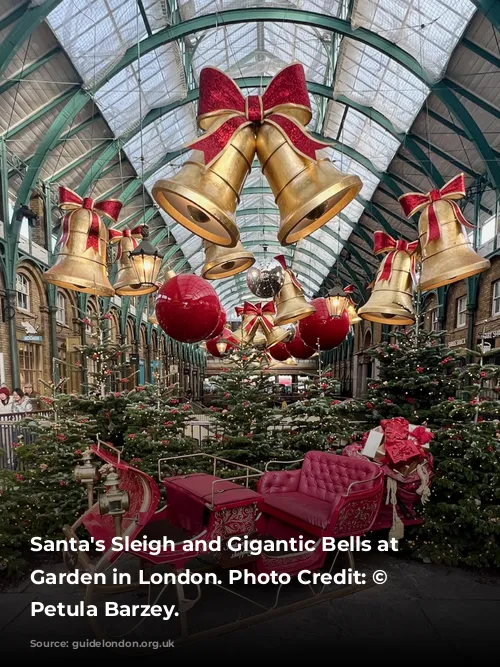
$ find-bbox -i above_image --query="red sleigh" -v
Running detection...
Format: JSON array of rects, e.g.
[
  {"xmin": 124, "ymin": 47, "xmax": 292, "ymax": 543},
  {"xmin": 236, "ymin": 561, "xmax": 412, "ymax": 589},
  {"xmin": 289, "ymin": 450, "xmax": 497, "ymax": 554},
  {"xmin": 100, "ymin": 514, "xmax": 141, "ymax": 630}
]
[{"xmin": 63, "ymin": 442, "xmax": 383, "ymax": 648}]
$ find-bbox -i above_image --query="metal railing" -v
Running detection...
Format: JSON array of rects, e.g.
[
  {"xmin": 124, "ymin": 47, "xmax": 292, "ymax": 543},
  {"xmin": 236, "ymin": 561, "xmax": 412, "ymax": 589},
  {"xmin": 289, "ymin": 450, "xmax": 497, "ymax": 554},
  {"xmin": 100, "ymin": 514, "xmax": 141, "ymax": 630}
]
[{"xmin": 0, "ymin": 410, "xmax": 53, "ymax": 470}]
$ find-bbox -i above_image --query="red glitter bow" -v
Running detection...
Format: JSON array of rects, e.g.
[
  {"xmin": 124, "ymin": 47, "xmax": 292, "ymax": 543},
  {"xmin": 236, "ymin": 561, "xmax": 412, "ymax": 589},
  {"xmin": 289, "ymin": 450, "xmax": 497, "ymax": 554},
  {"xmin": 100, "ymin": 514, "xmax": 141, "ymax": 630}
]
[
  {"xmin": 58, "ymin": 187, "xmax": 122, "ymax": 252},
  {"xmin": 373, "ymin": 231, "xmax": 419, "ymax": 283},
  {"xmin": 189, "ymin": 64, "xmax": 329, "ymax": 166},
  {"xmin": 240, "ymin": 302, "xmax": 276, "ymax": 334},
  {"xmin": 274, "ymin": 254, "xmax": 303, "ymax": 291},
  {"xmin": 343, "ymin": 285, "xmax": 355, "ymax": 294},
  {"xmin": 398, "ymin": 173, "xmax": 473, "ymax": 244},
  {"xmin": 108, "ymin": 226, "xmax": 143, "ymax": 259}
]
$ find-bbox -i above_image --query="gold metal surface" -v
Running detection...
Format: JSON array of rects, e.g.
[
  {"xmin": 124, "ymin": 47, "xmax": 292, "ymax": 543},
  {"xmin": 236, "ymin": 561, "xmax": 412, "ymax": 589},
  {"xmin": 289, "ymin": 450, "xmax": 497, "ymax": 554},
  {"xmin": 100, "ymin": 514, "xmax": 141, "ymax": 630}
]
[
  {"xmin": 256, "ymin": 124, "xmax": 362, "ymax": 245},
  {"xmin": 346, "ymin": 301, "xmax": 361, "ymax": 325},
  {"xmin": 113, "ymin": 233, "xmax": 157, "ymax": 296},
  {"xmin": 202, "ymin": 238, "xmax": 255, "ymax": 279},
  {"xmin": 264, "ymin": 325, "xmax": 290, "ymax": 347},
  {"xmin": 418, "ymin": 199, "xmax": 490, "ymax": 292},
  {"xmin": 152, "ymin": 122, "xmax": 255, "ymax": 247},
  {"xmin": 358, "ymin": 250, "xmax": 415, "ymax": 325},
  {"xmin": 274, "ymin": 271, "xmax": 315, "ymax": 325},
  {"xmin": 43, "ymin": 207, "xmax": 114, "ymax": 296}
]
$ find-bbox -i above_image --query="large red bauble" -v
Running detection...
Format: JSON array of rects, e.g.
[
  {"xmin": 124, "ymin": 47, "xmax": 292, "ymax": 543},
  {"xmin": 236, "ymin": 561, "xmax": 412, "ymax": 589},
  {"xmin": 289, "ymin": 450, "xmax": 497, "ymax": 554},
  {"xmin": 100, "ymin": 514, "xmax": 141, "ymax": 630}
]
[
  {"xmin": 206, "ymin": 328, "xmax": 238, "ymax": 358},
  {"xmin": 268, "ymin": 342, "xmax": 290, "ymax": 362},
  {"xmin": 156, "ymin": 274, "xmax": 221, "ymax": 343},
  {"xmin": 210, "ymin": 306, "xmax": 226, "ymax": 339},
  {"xmin": 299, "ymin": 298, "xmax": 350, "ymax": 350},
  {"xmin": 286, "ymin": 330, "xmax": 315, "ymax": 360}
]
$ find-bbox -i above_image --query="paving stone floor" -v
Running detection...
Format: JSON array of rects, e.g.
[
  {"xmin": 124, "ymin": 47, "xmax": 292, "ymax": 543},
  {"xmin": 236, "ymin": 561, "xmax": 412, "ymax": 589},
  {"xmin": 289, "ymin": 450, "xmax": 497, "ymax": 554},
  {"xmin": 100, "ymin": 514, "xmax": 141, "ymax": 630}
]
[{"xmin": 1, "ymin": 550, "xmax": 499, "ymax": 661}]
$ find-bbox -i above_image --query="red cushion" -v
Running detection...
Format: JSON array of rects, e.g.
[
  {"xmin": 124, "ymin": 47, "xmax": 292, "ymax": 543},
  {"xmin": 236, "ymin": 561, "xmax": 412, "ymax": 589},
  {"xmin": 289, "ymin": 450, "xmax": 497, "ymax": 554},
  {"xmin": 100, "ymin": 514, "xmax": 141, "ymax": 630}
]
[
  {"xmin": 164, "ymin": 473, "xmax": 261, "ymax": 507},
  {"xmin": 261, "ymin": 492, "xmax": 339, "ymax": 529},
  {"xmin": 298, "ymin": 451, "xmax": 379, "ymax": 501}
]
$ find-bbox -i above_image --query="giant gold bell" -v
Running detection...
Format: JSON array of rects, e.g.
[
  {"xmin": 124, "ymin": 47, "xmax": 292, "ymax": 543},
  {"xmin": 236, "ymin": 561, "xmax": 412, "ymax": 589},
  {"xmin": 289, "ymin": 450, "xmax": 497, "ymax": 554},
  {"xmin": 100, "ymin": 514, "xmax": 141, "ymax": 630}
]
[
  {"xmin": 152, "ymin": 123, "xmax": 255, "ymax": 247},
  {"xmin": 202, "ymin": 238, "xmax": 255, "ymax": 280},
  {"xmin": 274, "ymin": 271, "xmax": 315, "ymax": 325},
  {"xmin": 358, "ymin": 251, "xmax": 415, "ymax": 325},
  {"xmin": 346, "ymin": 300, "xmax": 361, "ymax": 325},
  {"xmin": 264, "ymin": 324, "xmax": 290, "ymax": 348},
  {"xmin": 256, "ymin": 124, "xmax": 362, "ymax": 245},
  {"xmin": 418, "ymin": 199, "xmax": 490, "ymax": 292},
  {"xmin": 43, "ymin": 208, "xmax": 114, "ymax": 297}
]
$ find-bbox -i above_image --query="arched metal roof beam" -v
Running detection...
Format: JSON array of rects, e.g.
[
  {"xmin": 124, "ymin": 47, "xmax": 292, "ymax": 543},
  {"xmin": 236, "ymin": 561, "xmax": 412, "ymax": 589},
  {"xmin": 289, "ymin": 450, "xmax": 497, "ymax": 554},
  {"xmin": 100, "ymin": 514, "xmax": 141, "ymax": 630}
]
[{"xmin": 470, "ymin": 0, "xmax": 500, "ymax": 31}]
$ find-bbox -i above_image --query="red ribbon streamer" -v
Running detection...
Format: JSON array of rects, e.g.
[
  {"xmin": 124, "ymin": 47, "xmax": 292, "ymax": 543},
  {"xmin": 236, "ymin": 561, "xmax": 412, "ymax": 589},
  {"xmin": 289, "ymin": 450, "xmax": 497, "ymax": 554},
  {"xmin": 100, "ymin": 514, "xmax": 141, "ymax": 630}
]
[
  {"xmin": 373, "ymin": 231, "xmax": 419, "ymax": 283},
  {"xmin": 343, "ymin": 284, "xmax": 355, "ymax": 295},
  {"xmin": 58, "ymin": 186, "xmax": 122, "ymax": 252},
  {"xmin": 398, "ymin": 173, "xmax": 473, "ymax": 244},
  {"xmin": 274, "ymin": 254, "xmax": 303, "ymax": 290},
  {"xmin": 109, "ymin": 226, "xmax": 143, "ymax": 260},
  {"xmin": 188, "ymin": 64, "xmax": 329, "ymax": 166},
  {"xmin": 241, "ymin": 302, "xmax": 276, "ymax": 334}
]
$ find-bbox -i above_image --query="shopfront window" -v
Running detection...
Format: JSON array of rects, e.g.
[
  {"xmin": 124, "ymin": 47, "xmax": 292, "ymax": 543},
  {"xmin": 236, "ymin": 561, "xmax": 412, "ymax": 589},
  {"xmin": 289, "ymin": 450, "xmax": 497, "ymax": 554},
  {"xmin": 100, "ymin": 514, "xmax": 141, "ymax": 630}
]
[
  {"xmin": 456, "ymin": 296, "xmax": 467, "ymax": 328},
  {"xmin": 18, "ymin": 342, "xmax": 42, "ymax": 389},
  {"xmin": 492, "ymin": 280, "xmax": 500, "ymax": 317},
  {"xmin": 56, "ymin": 291, "xmax": 66, "ymax": 325}
]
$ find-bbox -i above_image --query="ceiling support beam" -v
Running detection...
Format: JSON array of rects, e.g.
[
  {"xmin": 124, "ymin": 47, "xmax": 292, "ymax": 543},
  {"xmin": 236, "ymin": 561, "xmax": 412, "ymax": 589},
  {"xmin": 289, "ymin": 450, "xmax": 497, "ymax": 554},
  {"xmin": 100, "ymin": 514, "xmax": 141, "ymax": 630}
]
[
  {"xmin": 0, "ymin": 45, "xmax": 62, "ymax": 96},
  {"xmin": 462, "ymin": 37, "xmax": 500, "ymax": 69}
]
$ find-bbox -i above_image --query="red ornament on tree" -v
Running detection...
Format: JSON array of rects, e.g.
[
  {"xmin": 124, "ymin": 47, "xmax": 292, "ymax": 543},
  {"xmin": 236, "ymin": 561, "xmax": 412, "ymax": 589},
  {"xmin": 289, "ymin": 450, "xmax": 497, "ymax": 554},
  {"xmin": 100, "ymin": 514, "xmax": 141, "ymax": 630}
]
[
  {"xmin": 210, "ymin": 306, "xmax": 226, "ymax": 339},
  {"xmin": 206, "ymin": 328, "xmax": 238, "ymax": 357},
  {"xmin": 286, "ymin": 329, "xmax": 315, "ymax": 359},
  {"xmin": 299, "ymin": 297, "xmax": 349, "ymax": 350},
  {"xmin": 156, "ymin": 271, "xmax": 221, "ymax": 343},
  {"xmin": 268, "ymin": 342, "xmax": 290, "ymax": 362}
]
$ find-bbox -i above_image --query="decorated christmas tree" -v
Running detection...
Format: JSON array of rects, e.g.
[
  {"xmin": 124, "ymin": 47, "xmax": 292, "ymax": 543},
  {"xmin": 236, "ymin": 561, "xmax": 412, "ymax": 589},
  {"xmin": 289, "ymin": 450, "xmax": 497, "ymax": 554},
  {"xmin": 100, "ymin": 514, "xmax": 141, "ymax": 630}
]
[
  {"xmin": 409, "ymin": 344, "xmax": 500, "ymax": 567},
  {"xmin": 361, "ymin": 326, "xmax": 459, "ymax": 424},
  {"xmin": 279, "ymin": 366, "xmax": 359, "ymax": 455},
  {"xmin": 203, "ymin": 345, "xmax": 281, "ymax": 467}
]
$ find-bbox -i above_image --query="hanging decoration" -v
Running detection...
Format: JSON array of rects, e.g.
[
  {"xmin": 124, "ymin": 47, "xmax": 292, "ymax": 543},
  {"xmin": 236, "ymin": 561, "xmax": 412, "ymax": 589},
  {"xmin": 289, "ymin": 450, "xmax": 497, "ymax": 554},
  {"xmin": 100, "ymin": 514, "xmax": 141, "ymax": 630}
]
[
  {"xmin": 286, "ymin": 329, "xmax": 316, "ymax": 360},
  {"xmin": 299, "ymin": 297, "xmax": 350, "ymax": 350},
  {"xmin": 268, "ymin": 342, "xmax": 291, "ymax": 362},
  {"xmin": 202, "ymin": 238, "xmax": 255, "ymax": 280},
  {"xmin": 273, "ymin": 254, "xmax": 315, "ymax": 325},
  {"xmin": 205, "ymin": 328, "xmax": 238, "ymax": 358},
  {"xmin": 399, "ymin": 173, "xmax": 490, "ymax": 292},
  {"xmin": 246, "ymin": 250, "xmax": 285, "ymax": 298},
  {"xmin": 233, "ymin": 302, "xmax": 288, "ymax": 348},
  {"xmin": 210, "ymin": 306, "xmax": 227, "ymax": 340},
  {"xmin": 155, "ymin": 270, "xmax": 222, "ymax": 343},
  {"xmin": 44, "ymin": 187, "xmax": 121, "ymax": 296},
  {"xmin": 152, "ymin": 64, "xmax": 362, "ymax": 248},
  {"xmin": 357, "ymin": 231, "xmax": 418, "ymax": 325},
  {"xmin": 343, "ymin": 285, "xmax": 361, "ymax": 324},
  {"xmin": 109, "ymin": 226, "xmax": 152, "ymax": 296},
  {"xmin": 324, "ymin": 278, "xmax": 350, "ymax": 318},
  {"xmin": 127, "ymin": 225, "xmax": 164, "ymax": 292}
]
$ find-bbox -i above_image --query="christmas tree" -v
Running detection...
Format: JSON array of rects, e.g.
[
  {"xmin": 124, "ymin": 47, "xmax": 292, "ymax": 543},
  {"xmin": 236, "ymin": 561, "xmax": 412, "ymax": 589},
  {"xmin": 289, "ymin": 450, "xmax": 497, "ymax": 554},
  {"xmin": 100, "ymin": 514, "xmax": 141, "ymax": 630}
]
[
  {"xmin": 408, "ymin": 344, "xmax": 500, "ymax": 567},
  {"xmin": 279, "ymin": 366, "xmax": 360, "ymax": 455},
  {"xmin": 361, "ymin": 326, "xmax": 459, "ymax": 424},
  {"xmin": 203, "ymin": 345, "xmax": 282, "ymax": 468}
]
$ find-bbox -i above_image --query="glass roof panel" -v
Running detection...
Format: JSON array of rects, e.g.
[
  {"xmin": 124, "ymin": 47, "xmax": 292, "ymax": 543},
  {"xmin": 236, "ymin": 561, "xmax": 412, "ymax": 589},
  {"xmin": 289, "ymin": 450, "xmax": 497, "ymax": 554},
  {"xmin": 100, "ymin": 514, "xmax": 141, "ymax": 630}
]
[
  {"xmin": 192, "ymin": 24, "xmax": 258, "ymax": 79},
  {"xmin": 240, "ymin": 230, "xmax": 280, "ymax": 245},
  {"xmin": 47, "ymin": 0, "xmax": 148, "ymax": 86},
  {"xmin": 178, "ymin": 0, "xmax": 343, "ymax": 22},
  {"xmin": 239, "ymin": 193, "xmax": 276, "ymax": 209},
  {"xmin": 334, "ymin": 38, "xmax": 429, "ymax": 133},
  {"xmin": 262, "ymin": 23, "xmax": 329, "ymax": 83},
  {"xmin": 325, "ymin": 106, "xmax": 401, "ymax": 172},
  {"xmin": 295, "ymin": 239, "xmax": 335, "ymax": 264},
  {"xmin": 144, "ymin": 153, "xmax": 191, "ymax": 191},
  {"xmin": 123, "ymin": 105, "xmax": 197, "ymax": 171},
  {"xmin": 351, "ymin": 0, "xmax": 475, "ymax": 82},
  {"xmin": 328, "ymin": 149, "xmax": 380, "ymax": 201},
  {"xmin": 244, "ymin": 170, "xmax": 268, "ymax": 188},
  {"xmin": 94, "ymin": 45, "xmax": 186, "ymax": 136}
]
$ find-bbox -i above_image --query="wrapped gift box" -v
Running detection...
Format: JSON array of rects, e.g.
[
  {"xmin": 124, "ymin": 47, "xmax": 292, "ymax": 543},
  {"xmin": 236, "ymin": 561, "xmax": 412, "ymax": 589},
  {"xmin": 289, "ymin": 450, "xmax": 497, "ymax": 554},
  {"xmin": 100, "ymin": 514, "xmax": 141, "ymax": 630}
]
[{"xmin": 361, "ymin": 418, "xmax": 432, "ymax": 476}]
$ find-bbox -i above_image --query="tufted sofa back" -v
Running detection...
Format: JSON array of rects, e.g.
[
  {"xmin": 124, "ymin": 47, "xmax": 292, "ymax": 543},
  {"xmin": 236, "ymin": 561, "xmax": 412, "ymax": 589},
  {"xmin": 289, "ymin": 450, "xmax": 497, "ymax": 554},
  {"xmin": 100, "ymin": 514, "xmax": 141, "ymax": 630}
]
[{"xmin": 297, "ymin": 451, "xmax": 379, "ymax": 502}]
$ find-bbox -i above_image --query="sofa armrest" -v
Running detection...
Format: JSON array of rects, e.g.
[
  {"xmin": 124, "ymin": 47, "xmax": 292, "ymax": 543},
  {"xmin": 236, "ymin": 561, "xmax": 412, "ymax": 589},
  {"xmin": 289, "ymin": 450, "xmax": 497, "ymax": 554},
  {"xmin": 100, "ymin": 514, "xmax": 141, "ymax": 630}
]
[{"xmin": 257, "ymin": 469, "xmax": 301, "ymax": 494}]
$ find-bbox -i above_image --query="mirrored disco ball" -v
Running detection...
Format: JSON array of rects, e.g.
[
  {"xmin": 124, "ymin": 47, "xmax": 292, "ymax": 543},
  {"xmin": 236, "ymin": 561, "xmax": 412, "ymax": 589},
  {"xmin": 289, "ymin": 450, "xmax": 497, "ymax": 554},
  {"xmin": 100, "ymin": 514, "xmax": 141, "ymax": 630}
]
[{"xmin": 246, "ymin": 256, "xmax": 285, "ymax": 298}]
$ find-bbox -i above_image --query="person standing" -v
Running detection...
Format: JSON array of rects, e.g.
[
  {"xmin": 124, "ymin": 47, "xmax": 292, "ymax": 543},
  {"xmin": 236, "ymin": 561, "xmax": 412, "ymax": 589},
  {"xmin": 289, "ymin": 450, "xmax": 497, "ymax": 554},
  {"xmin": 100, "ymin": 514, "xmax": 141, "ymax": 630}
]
[
  {"xmin": 11, "ymin": 389, "xmax": 32, "ymax": 413},
  {"xmin": 23, "ymin": 383, "xmax": 39, "ymax": 410},
  {"xmin": 0, "ymin": 388, "xmax": 12, "ymax": 416}
]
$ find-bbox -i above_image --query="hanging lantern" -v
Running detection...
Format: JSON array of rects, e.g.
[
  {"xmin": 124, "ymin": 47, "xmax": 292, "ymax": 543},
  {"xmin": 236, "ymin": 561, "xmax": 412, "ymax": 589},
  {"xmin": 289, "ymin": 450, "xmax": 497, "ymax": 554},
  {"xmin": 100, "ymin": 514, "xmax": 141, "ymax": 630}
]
[
  {"xmin": 324, "ymin": 279, "xmax": 350, "ymax": 318},
  {"xmin": 286, "ymin": 329, "xmax": 315, "ymax": 360},
  {"xmin": 273, "ymin": 255, "xmax": 315, "ymax": 325},
  {"xmin": 357, "ymin": 231, "xmax": 418, "ymax": 325},
  {"xmin": 202, "ymin": 239, "xmax": 255, "ymax": 280},
  {"xmin": 109, "ymin": 226, "xmax": 153, "ymax": 296},
  {"xmin": 43, "ymin": 187, "xmax": 121, "ymax": 296},
  {"xmin": 343, "ymin": 285, "xmax": 361, "ymax": 324},
  {"xmin": 399, "ymin": 174, "xmax": 490, "ymax": 292},
  {"xmin": 126, "ymin": 225, "xmax": 164, "ymax": 293},
  {"xmin": 156, "ymin": 270, "xmax": 222, "ymax": 343},
  {"xmin": 299, "ymin": 298, "xmax": 350, "ymax": 350}
]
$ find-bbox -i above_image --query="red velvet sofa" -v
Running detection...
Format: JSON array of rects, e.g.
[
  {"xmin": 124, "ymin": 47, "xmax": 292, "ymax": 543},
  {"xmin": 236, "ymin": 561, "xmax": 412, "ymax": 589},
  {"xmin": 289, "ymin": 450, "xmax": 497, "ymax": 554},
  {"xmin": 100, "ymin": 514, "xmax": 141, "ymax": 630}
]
[{"xmin": 257, "ymin": 451, "xmax": 384, "ymax": 538}]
